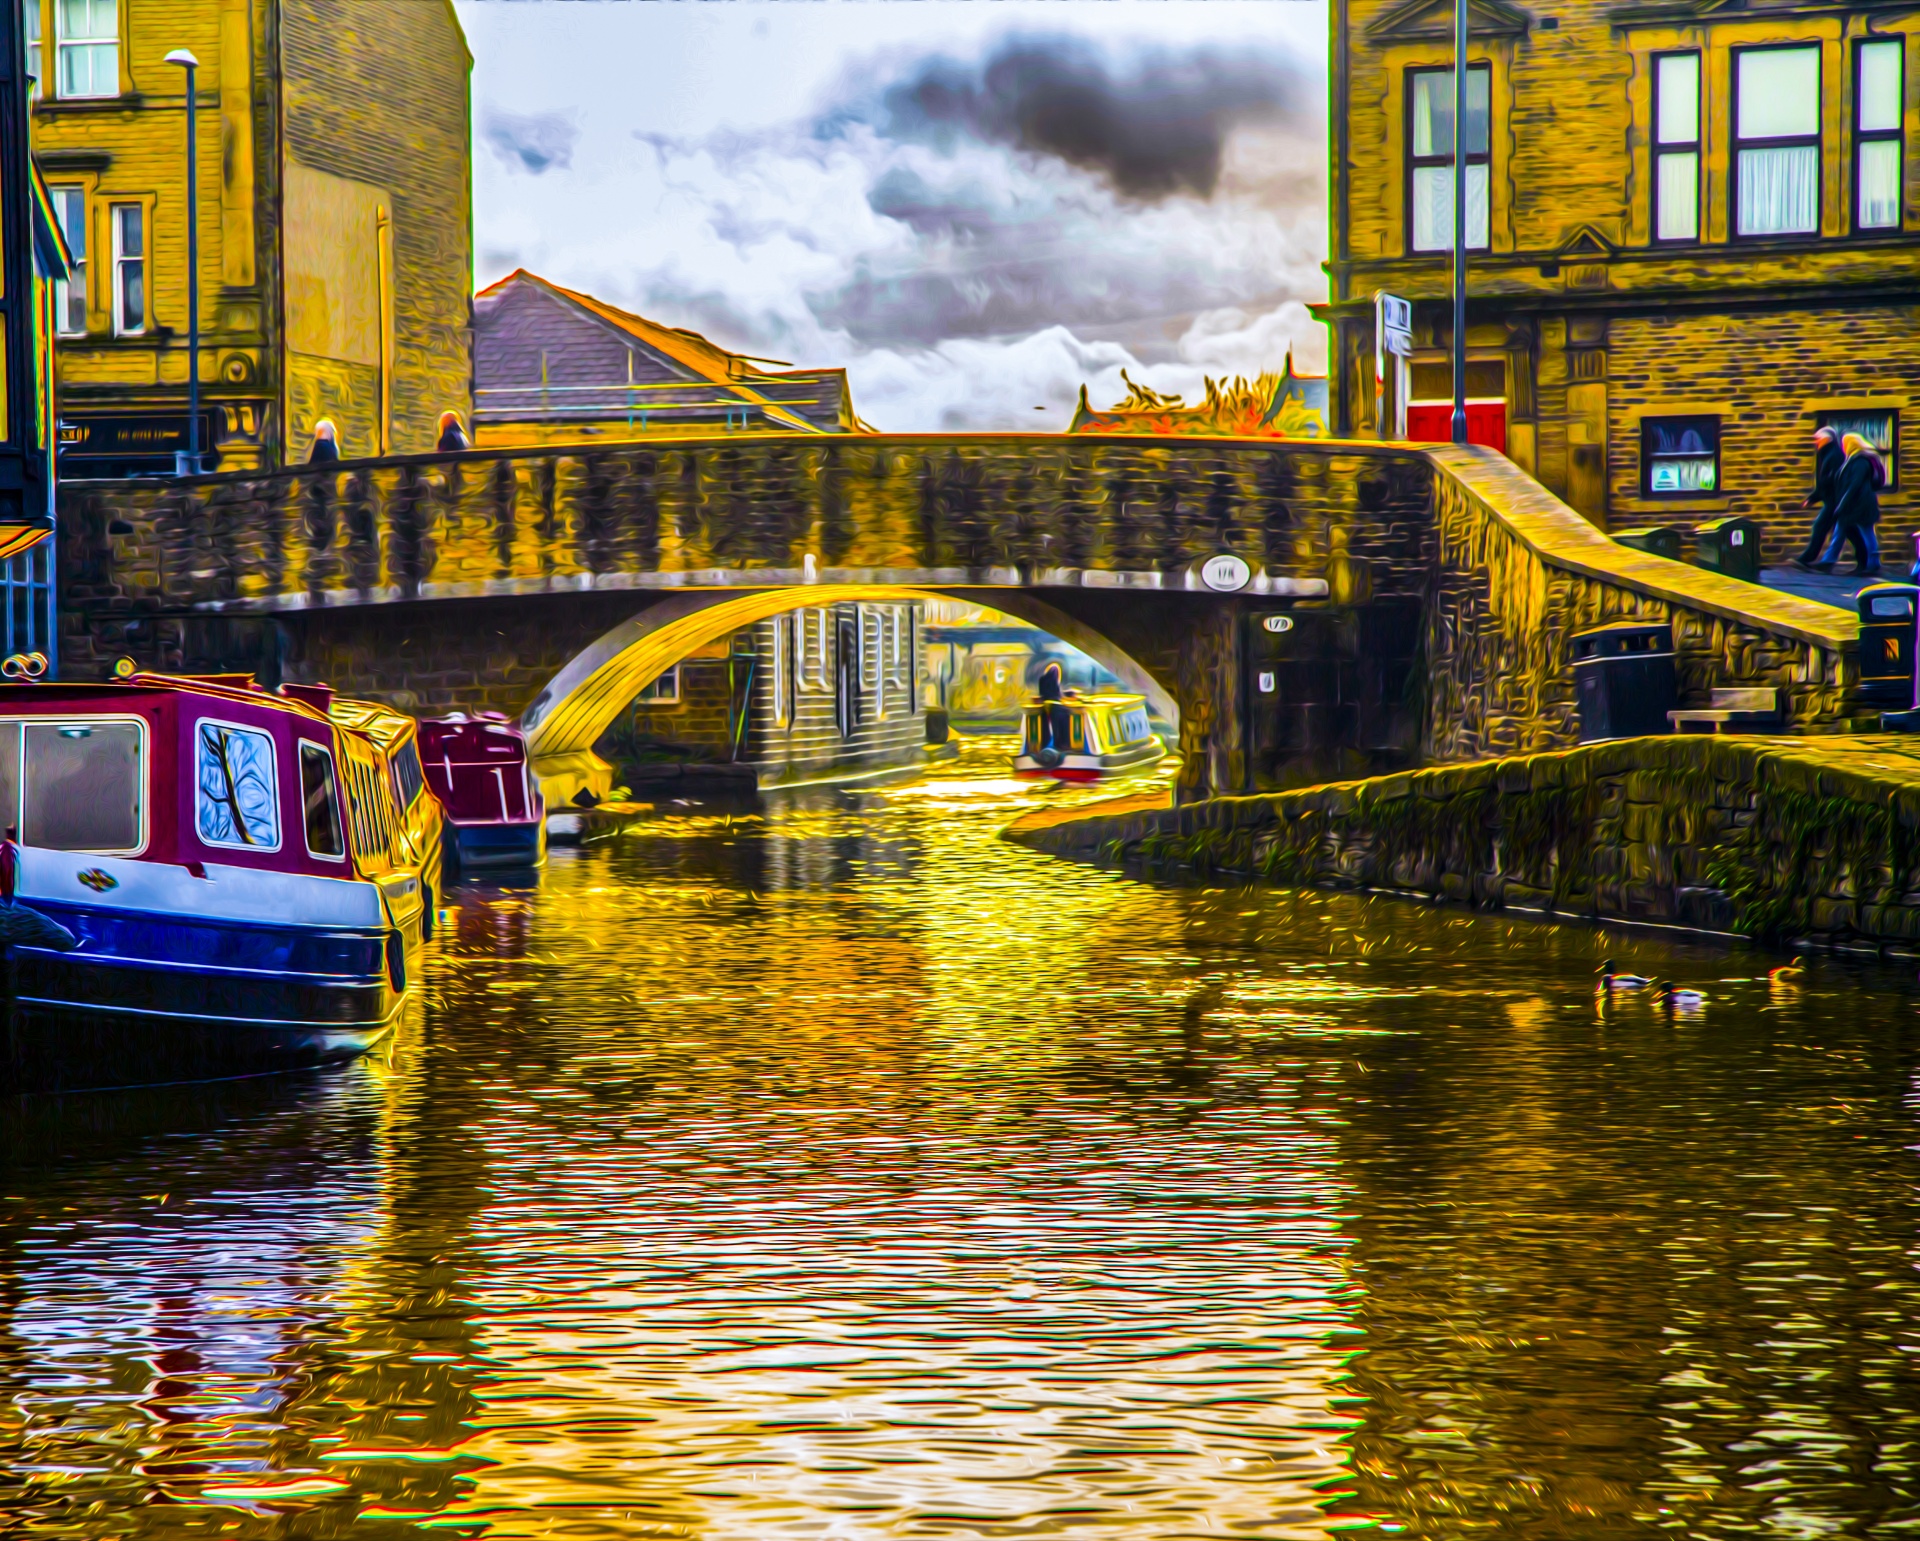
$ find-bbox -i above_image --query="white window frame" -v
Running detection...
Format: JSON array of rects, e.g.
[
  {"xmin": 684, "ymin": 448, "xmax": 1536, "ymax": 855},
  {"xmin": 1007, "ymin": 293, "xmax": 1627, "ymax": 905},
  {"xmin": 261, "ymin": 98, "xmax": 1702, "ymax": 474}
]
[
  {"xmin": 50, "ymin": 185, "xmax": 86, "ymax": 336},
  {"xmin": 55, "ymin": 0, "xmax": 118, "ymax": 101},
  {"xmin": 23, "ymin": 0, "xmax": 41, "ymax": 96},
  {"xmin": 1733, "ymin": 43, "xmax": 1822, "ymax": 239},
  {"xmin": 1653, "ymin": 51, "xmax": 1701, "ymax": 243},
  {"xmin": 799, "ymin": 607, "xmax": 829, "ymax": 693},
  {"xmin": 193, "ymin": 717, "xmax": 283, "ymax": 853},
  {"xmin": 771, "ymin": 613, "xmax": 791, "ymax": 728},
  {"xmin": 1855, "ymin": 38, "xmax": 1904, "ymax": 232},
  {"xmin": 0, "ymin": 714, "xmax": 151, "ymax": 857},
  {"xmin": 635, "ymin": 663, "xmax": 680, "ymax": 706},
  {"xmin": 111, "ymin": 202, "xmax": 144, "ymax": 336},
  {"xmin": 298, "ymin": 740, "xmax": 348, "ymax": 863}
]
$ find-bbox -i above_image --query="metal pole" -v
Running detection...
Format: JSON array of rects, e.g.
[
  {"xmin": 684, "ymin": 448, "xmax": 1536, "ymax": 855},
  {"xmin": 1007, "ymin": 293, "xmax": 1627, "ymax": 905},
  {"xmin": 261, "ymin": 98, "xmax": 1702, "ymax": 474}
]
[
  {"xmin": 1450, "ymin": 0, "xmax": 1468, "ymax": 446},
  {"xmin": 185, "ymin": 62, "xmax": 199, "ymax": 469}
]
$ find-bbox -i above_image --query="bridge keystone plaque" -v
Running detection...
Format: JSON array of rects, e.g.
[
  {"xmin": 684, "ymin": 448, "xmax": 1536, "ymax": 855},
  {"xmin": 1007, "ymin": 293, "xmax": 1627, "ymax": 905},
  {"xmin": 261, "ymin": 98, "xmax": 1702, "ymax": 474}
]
[{"xmin": 1199, "ymin": 554, "xmax": 1252, "ymax": 593}]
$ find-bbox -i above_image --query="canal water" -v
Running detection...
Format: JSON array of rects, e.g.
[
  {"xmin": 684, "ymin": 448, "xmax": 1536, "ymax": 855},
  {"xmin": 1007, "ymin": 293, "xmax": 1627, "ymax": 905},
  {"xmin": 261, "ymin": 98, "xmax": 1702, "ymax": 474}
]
[{"xmin": 5, "ymin": 736, "xmax": 1920, "ymax": 1539}]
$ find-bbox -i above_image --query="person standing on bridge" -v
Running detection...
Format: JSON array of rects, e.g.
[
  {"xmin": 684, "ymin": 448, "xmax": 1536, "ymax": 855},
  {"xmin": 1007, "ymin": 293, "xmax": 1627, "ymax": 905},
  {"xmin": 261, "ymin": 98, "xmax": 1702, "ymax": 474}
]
[
  {"xmin": 308, "ymin": 420, "xmax": 341, "ymax": 466},
  {"xmin": 1792, "ymin": 425, "xmax": 1845, "ymax": 571},
  {"xmin": 437, "ymin": 411, "xmax": 472, "ymax": 452},
  {"xmin": 1815, "ymin": 432, "xmax": 1886, "ymax": 577}
]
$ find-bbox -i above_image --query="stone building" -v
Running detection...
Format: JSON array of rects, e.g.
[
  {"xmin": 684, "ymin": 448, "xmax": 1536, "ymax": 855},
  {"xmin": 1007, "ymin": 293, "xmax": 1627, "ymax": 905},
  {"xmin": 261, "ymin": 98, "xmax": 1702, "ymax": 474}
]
[
  {"xmin": 31, "ymin": 0, "xmax": 474, "ymax": 475},
  {"xmin": 472, "ymin": 270, "xmax": 860, "ymax": 445},
  {"xmin": 596, "ymin": 600, "xmax": 932, "ymax": 793},
  {"xmin": 1321, "ymin": 0, "xmax": 1917, "ymax": 551}
]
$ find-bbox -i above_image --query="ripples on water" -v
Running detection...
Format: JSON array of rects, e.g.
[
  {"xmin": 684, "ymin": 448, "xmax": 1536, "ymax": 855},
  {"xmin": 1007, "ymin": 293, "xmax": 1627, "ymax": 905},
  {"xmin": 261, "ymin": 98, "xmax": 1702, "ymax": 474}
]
[{"xmin": 4, "ymin": 738, "xmax": 1920, "ymax": 1538}]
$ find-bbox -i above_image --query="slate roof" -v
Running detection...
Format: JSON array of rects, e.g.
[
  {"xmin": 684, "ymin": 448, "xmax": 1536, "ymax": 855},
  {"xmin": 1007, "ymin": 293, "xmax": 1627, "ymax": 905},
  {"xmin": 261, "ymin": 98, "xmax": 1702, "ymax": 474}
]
[{"xmin": 473, "ymin": 270, "xmax": 860, "ymax": 434}]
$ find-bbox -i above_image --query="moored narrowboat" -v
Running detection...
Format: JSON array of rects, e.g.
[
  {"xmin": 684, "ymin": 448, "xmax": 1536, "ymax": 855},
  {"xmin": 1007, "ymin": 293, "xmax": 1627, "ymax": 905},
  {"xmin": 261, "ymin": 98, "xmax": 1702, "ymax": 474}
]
[
  {"xmin": 324, "ymin": 691, "xmax": 446, "ymax": 932},
  {"xmin": 0, "ymin": 669, "xmax": 433, "ymax": 1090},
  {"xmin": 418, "ymin": 712, "xmax": 546, "ymax": 871},
  {"xmin": 1013, "ymin": 692, "xmax": 1165, "ymax": 781}
]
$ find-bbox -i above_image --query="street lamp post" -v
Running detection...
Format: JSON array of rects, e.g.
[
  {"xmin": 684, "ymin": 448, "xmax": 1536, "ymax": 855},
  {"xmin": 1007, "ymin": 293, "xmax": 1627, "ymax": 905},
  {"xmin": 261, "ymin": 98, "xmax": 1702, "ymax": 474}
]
[
  {"xmin": 1449, "ymin": 0, "xmax": 1468, "ymax": 446},
  {"xmin": 164, "ymin": 49, "xmax": 200, "ymax": 477}
]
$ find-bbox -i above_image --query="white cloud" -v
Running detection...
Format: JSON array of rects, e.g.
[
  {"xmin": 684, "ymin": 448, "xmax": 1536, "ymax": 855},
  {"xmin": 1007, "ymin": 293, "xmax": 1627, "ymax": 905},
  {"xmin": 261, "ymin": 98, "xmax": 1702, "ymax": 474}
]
[{"xmin": 459, "ymin": 3, "xmax": 1330, "ymax": 431}]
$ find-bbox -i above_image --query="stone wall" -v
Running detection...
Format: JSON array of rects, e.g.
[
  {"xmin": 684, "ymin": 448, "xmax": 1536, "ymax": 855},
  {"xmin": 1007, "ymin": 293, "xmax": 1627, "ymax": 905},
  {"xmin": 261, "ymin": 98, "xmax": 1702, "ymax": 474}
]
[{"xmin": 1008, "ymin": 734, "xmax": 1920, "ymax": 952}]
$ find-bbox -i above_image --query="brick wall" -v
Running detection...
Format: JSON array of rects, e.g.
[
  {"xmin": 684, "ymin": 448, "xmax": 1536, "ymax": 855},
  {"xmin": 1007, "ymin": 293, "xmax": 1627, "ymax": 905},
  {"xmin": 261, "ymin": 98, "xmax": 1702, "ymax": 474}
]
[
  {"xmin": 1605, "ymin": 304, "xmax": 1920, "ymax": 564},
  {"xmin": 279, "ymin": 0, "xmax": 472, "ymax": 458}
]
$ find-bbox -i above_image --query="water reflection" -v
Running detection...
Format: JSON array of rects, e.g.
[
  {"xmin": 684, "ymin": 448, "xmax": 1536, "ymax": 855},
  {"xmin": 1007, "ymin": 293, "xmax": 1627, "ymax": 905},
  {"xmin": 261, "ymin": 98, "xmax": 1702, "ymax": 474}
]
[{"xmin": 3, "ymin": 738, "xmax": 1919, "ymax": 1537}]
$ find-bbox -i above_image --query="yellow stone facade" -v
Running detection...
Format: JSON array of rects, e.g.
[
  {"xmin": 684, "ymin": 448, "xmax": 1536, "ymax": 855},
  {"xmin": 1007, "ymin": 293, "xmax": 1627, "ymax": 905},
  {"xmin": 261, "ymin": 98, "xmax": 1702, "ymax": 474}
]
[
  {"xmin": 1324, "ymin": 0, "xmax": 1920, "ymax": 561},
  {"xmin": 29, "ymin": 0, "xmax": 473, "ymax": 473}
]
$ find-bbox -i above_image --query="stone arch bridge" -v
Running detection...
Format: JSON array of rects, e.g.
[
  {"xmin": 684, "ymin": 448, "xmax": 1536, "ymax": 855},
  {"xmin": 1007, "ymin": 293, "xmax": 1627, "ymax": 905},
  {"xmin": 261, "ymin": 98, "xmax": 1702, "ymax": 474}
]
[{"xmin": 58, "ymin": 434, "xmax": 1857, "ymax": 802}]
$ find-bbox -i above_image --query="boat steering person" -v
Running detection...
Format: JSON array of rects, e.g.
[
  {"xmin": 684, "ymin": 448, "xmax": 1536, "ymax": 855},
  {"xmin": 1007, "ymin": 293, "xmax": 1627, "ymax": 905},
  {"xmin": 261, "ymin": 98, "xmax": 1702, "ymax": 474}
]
[{"xmin": 1036, "ymin": 660, "xmax": 1074, "ymax": 763}]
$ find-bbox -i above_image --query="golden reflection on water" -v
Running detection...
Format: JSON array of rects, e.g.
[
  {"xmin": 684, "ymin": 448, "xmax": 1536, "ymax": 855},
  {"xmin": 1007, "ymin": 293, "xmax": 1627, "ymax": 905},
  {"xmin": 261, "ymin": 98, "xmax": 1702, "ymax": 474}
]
[{"xmin": 5, "ymin": 738, "xmax": 1920, "ymax": 1538}]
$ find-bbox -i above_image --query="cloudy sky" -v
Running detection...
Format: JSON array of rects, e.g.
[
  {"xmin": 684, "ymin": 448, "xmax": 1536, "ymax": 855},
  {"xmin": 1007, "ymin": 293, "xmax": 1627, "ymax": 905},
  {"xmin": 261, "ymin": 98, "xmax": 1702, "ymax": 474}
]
[{"xmin": 453, "ymin": 0, "xmax": 1329, "ymax": 431}]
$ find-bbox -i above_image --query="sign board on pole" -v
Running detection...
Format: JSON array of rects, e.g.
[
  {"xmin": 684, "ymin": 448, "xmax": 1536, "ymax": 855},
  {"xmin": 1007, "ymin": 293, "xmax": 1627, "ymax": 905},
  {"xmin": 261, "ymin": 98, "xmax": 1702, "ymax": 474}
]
[{"xmin": 1379, "ymin": 293, "xmax": 1413, "ymax": 358}]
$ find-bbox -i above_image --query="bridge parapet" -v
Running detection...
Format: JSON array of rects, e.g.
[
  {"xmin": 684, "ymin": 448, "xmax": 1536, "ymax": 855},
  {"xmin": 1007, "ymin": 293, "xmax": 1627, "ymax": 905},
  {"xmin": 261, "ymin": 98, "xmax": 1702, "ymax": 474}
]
[{"xmin": 55, "ymin": 434, "xmax": 1861, "ymax": 793}]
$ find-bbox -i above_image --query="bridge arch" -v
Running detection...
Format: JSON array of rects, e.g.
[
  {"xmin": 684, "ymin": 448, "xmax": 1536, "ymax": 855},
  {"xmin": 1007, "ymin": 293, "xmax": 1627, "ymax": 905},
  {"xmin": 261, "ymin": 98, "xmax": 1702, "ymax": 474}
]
[{"xmin": 518, "ymin": 584, "xmax": 1179, "ymax": 802}]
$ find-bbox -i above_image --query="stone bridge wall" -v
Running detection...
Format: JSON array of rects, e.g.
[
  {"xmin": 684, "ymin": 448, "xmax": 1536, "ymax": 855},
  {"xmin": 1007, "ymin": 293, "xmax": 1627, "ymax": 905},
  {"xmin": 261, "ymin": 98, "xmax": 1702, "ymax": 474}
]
[{"xmin": 54, "ymin": 435, "xmax": 1862, "ymax": 793}]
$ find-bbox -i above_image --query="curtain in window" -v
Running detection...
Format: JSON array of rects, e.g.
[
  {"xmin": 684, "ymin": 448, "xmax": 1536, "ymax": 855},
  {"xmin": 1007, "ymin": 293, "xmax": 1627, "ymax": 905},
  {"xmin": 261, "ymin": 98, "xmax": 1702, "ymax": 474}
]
[
  {"xmin": 1859, "ymin": 140, "xmax": 1901, "ymax": 229},
  {"xmin": 1412, "ymin": 164, "xmax": 1489, "ymax": 251},
  {"xmin": 1656, "ymin": 154, "xmax": 1698, "ymax": 240},
  {"xmin": 1738, "ymin": 145, "xmax": 1819, "ymax": 235}
]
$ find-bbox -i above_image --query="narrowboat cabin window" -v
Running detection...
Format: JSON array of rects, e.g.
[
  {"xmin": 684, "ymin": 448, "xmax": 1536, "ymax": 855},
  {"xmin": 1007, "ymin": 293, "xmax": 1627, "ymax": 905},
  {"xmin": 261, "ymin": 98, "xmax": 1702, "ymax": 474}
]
[
  {"xmin": 1642, "ymin": 415, "xmax": 1720, "ymax": 496},
  {"xmin": 300, "ymin": 742, "xmax": 347, "ymax": 859},
  {"xmin": 392, "ymin": 739, "xmax": 427, "ymax": 810},
  {"xmin": 1819, "ymin": 408, "xmax": 1899, "ymax": 490},
  {"xmin": 195, "ymin": 720, "xmax": 280, "ymax": 850},
  {"xmin": 1734, "ymin": 45, "xmax": 1821, "ymax": 237},
  {"xmin": 0, "ymin": 719, "xmax": 146, "ymax": 853}
]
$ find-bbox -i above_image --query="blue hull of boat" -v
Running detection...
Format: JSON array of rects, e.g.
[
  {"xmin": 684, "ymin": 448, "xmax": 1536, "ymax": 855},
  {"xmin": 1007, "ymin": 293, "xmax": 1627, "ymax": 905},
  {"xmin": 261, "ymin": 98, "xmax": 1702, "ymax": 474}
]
[
  {"xmin": 451, "ymin": 820, "xmax": 546, "ymax": 872},
  {"xmin": 1, "ymin": 881, "xmax": 403, "ymax": 1092}
]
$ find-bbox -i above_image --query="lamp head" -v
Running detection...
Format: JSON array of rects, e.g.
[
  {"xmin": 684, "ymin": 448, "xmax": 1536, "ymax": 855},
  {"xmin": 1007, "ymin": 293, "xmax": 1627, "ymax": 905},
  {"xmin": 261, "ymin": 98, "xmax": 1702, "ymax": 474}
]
[{"xmin": 164, "ymin": 49, "xmax": 199, "ymax": 69}]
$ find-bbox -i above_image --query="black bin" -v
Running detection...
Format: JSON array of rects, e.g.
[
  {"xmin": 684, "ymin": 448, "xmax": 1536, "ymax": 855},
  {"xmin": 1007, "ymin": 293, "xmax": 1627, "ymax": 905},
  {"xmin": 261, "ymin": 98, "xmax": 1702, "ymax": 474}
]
[
  {"xmin": 1613, "ymin": 526, "xmax": 1684, "ymax": 562},
  {"xmin": 1573, "ymin": 622, "xmax": 1677, "ymax": 741},
  {"xmin": 1693, "ymin": 516, "xmax": 1762, "ymax": 583},
  {"xmin": 1856, "ymin": 583, "xmax": 1919, "ymax": 707}
]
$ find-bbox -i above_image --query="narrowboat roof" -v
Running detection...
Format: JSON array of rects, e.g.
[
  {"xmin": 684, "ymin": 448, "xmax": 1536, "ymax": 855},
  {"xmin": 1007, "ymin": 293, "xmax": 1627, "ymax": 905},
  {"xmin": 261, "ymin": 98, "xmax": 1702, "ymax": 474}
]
[
  {"xmin": 329, "ymin": 697, "xmax": 419, "ymax": 751},
  {"xmin": 0, "ymin": 673, "xmax": 334, "ymax": 726}
]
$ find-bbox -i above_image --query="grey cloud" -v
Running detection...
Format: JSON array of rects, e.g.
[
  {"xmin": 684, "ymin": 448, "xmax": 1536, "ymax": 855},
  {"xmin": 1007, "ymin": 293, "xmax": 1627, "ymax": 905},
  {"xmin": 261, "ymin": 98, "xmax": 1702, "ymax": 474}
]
[
  {"xmin": 873, "ymin": 37, "xmax": 1313, "ymax": 200},
  {"xmin": 483, "ymin": 107, "xmax": 580, "ymax": 175}
]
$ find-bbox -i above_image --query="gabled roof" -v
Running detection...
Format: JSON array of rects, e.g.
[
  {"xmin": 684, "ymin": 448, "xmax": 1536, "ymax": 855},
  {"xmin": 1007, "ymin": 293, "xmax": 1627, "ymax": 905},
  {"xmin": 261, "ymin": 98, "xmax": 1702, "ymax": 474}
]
[
  {"xmin": 474, "ymin": 269, "xmax": 853, "ymax": 434},
  {"xmin": 1366, "ymin": 0, "xmax": 1534, "ymax": 40}
]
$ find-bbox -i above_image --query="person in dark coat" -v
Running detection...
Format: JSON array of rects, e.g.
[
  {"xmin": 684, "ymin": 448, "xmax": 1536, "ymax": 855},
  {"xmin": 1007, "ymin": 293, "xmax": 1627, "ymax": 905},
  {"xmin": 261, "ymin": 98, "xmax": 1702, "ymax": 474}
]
[
  {"xmin": 1792, "ymin": 426, "xmax": 1845, "ymax": 570},
  {"xmin": 308, "ymin": 419, "xmax": 340, "ymax": 466},
  {"xmin": 437, "ymin": 411, "xmax": 471, "ymax": 452},
  {"xmin": 1036, "ymin": 659, "xmax": 1073, "ymax": 755},
  {"xmin": 1816, "ymin": 433, "xmax": 1885, "ymax": 576}
]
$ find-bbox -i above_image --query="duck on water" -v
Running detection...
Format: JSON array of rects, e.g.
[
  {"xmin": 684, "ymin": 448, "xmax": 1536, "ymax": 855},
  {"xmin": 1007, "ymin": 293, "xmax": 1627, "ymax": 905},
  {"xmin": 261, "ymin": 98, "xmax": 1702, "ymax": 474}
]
[{"xmin": 0, "ymin": 668, "xmax": 443, "ymax": 1093}]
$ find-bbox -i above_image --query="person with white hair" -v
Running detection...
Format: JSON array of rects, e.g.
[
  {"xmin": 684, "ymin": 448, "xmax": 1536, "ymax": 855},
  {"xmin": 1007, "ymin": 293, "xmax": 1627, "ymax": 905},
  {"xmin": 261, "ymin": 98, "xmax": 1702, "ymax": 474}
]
[
  {"xmin": 1813, "ymin": 431, "xmax": 1887, "ymax": 576},
  {"xmin": 1791, "ymin": 424, "xmax": 1846, "ymax": 571},
  {"xmin": 308, "ymin": 419, "xmax": 340, "ymax": 466}
]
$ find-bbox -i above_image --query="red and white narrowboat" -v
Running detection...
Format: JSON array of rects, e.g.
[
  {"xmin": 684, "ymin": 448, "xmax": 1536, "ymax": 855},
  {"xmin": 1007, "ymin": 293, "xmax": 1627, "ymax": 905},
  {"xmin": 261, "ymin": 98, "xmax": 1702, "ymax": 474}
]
[
  {"xmin": 417, "ymin": 712, "xmax": 546, "ymax": 872},
  {"xmin": 0, "ymin": 668, "xmax": 435, "ymax": 1089}
]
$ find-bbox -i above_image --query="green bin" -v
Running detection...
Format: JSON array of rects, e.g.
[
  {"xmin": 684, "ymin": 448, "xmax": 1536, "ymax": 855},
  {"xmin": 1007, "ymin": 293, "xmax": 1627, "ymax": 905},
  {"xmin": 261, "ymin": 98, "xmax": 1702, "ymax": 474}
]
[
  {"xmin": 1613, "ymin": 526, "xmax": 1683, "ymax": 562},
  {"xmin": 1693, "ymin": 516, "xmax": 1761, "ymax": 583}
]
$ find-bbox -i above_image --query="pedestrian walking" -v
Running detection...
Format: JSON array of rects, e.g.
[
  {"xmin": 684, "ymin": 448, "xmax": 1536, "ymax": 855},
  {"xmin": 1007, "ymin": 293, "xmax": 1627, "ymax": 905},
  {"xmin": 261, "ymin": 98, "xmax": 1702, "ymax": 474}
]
[
  {"xmin": 1815, "ymin": 432, "xmax": 1886, "ymax": 576},
  {"xmin": 1791, "ymin": 426, "xmax": 1845, "ymax": 570},
  {"xmin": 437, "ymin": 410, "xmax": 471, "ymax": 452},
  {"xmin": 308, "ymin": 419, "xmax": 341, "ymax": 466}
]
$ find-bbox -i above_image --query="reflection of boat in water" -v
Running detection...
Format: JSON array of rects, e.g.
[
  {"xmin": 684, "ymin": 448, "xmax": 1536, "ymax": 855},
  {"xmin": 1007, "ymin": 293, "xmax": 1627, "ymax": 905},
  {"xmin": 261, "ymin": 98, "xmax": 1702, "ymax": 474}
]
[
  {"xmin": 0, "ymin": 669, "xmax": 433, "ymax": 1091},
  {"xmin": 1013, "ymin": 692, "xmax": 1165, "ymax": 781},
  {"xmin": 418, "ymin": 713, "xmax": 547, "ymax": 872}
]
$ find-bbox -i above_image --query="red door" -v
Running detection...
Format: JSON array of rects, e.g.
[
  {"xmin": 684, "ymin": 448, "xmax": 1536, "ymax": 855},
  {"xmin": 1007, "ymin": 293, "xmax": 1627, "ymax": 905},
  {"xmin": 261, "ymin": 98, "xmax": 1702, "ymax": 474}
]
[{"xmin": 1406, "ymin": 401, "xmax": 1507, "ymax": 453}]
